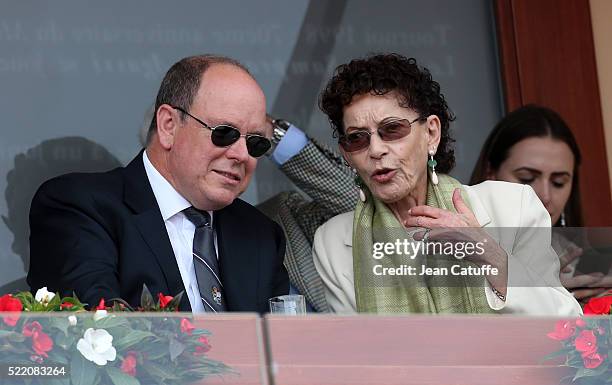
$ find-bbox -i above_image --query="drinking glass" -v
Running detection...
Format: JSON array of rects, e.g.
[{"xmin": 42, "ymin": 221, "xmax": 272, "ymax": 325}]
[{"xmin": 268, "ymin": 294, "xmax": 306, "ymax": 315}]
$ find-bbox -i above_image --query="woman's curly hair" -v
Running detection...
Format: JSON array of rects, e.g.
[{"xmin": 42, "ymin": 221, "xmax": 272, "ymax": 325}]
[{"xmin": 319, "ymin": 53, "xmax": 456, "ymax": 173}]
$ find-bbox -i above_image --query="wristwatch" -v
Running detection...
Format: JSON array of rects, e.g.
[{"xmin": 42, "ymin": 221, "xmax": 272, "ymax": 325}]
[{"xmin": 271, "ymin": 118, "xmax": 290, "ymax": 145}]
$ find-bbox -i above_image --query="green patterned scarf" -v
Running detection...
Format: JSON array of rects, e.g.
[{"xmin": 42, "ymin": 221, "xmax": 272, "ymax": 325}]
[{"xmin": 353, "ymin": 173, "xmax": 495, "ymax": 314}]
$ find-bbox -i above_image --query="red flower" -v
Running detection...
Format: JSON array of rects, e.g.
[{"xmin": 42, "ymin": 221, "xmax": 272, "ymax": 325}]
[
  {"xmin": 181, "ymin": 318, "xmax": 195, "ymax": 335},
  {"xmin": 0, "ymin": 294, "xmax": 23, "ymax": 326},
  {"xmin": 96, "ymin": 298, "xmax": 106, "ymax": 310},
  {"xmin": 22, "ymin": 321, "xmax": 42, "ymax": 337},
  {"xmin": 60, "ymin": 302, "xmax": 74, "ymax": 310},
  {"xmin": 22, "ymin": 322, "xmax": 53, "ymax": 358},
  {"xmin": 575, "ymin": 330, "xmax": 598, "ymax": 357},
  {"xmin": 120, "ymin": 352, "xmax": 138, "ymax": 377},
  {"xmin": 583, "ymin": 296, "xmax": 612, "ymax": 315},
  {"xmin": 194, "ymin": 336, "xmax": 211, "ymax": 355},
  {"xmin": 157, "ymin": 293, "xmax": 173, "ymax": 308},
  {"xmin": 547, "ymin": 320, "xmax": 576, "ymax": 341},
  {"xmin": 31, "ymin": 331, "xmax": 53, "ymax": 358},
  {"xmin": 583, "ymin": 352, "xmax": 606, "ymax": 369},
  {"xmin": 575, "ymin": 319, "xmax": 586, "ymax": 328}
]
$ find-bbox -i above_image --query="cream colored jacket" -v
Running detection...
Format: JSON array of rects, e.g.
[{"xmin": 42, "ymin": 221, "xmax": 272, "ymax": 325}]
[{"xmin": 313, "ymin": 181, "xmax": 582, "ymax": 315}]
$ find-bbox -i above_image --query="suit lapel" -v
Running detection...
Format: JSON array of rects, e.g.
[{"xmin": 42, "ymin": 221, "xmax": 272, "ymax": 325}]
[
  {"xmin": 215, "ymin": 203, "xmax": 259, "ymax": 311},
  {"xmin": 464, "ymin": 186, "xmax": 492, "ymax": 227},
  {"xmin": 122, "ymin": 151, "xmax": 190, "ymax": 311}
]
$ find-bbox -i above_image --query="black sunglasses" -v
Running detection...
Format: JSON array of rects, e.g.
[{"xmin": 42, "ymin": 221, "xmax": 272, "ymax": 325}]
[
  {"xmin": 338, "ymin": 116, "xmax": 425, "ymax": 152},
  {"xmin": 172, "ymin": 106, "xmax": 271, "ymax": 158}
]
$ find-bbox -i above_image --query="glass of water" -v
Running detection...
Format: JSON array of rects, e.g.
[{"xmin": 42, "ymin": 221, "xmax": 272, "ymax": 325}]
[{"xmin": 269, "ymin": 295, "xmax": 306, "ymax": 315}]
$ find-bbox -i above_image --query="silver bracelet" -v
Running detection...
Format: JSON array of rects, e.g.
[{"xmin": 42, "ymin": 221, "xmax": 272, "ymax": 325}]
[{"xmin": 491, "ymin": 286, "xmax": 506, "ymax": 301}]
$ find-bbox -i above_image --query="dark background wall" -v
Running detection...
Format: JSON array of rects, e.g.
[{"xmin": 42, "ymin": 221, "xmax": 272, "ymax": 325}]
[{"xmin": 495, "ymin": 0, "xmax": 612, "ymax": 227}]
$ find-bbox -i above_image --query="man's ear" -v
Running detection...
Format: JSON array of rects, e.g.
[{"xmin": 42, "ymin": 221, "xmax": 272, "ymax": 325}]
[
  {"xmin": 426, "ymin": 115, "xmax": 441, "ymax": 150},
  {"xmin": 155, "ymin": 104, "xmax": 180, "ymax": 150}
]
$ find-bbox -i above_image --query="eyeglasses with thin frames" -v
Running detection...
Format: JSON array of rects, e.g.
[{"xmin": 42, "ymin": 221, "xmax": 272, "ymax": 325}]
[
  {"xmin": 172, "ymin": 106, "xmax": 272, "ymax": 158},
  {"xmin": 338, "ymin": 116, "xmax": 426, "ymax": 152}
]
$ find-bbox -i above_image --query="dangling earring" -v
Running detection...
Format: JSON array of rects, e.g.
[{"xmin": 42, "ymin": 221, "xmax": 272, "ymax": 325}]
[
  {"xmin": 353, "ymin": 168, "xmax": 367, "ymax": 202},
  {"xmin": 560, "ymin": 212, "xmax": 566, "ymax": 227},
  {"xmin": 428, "ymin": 149, "xmax": 438, "ymax": 185}
]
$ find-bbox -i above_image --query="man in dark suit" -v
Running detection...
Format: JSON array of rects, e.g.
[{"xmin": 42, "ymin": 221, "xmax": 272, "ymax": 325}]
[{"xmin": 28, "ymin": 55, "xmax": 289, "ymax": 312}]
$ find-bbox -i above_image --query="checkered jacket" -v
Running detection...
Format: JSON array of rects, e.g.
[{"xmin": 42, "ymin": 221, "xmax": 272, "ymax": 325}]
[{"xmin": 258, "ymin": 140, "xmax": 357, "ymax": 312}]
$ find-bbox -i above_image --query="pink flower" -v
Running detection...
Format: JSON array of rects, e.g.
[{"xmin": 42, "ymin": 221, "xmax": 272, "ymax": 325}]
[
  {"xmin": 194, "ymin": 336, "xmax": 211, "ymax": 355},
  {"xmin": 0, "ymin": 294, "xmax": 23, "ymax": 326},
  {"xmin": 575, "ymin": 319, "xmax": 586, "ymax": 328},
  {"xmin": 96, "ymin": 298, "xmax": 106, "ymax": 310},
  {"xmin": 547, "ymin": 320, "xmax": 576, "ymax": 341},
  {"xmin": 575, "ymin": 330, "xmax": 598, "ymax": 357},
  {"xmin": 583, "ymin": 352, "xmax": 606, "ymax": 369},
  {"xmin": 157, "ymin": 293, "xmax": 173, "ymax": 309},
  {"xmin": 120, "ymin": 352, "xmax": 138, "ymax": 377},
  {"xmin": 180, "ymin": 318, "xmax": 195, "ymax": 335},
  {"xmin": 60, "ymin": 302, "xmax": 74, "ymax": 310}
]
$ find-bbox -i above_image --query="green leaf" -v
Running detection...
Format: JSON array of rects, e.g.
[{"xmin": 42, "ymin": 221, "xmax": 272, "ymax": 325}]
[
  {"xmin": 58, "ymin": 296, "xmax": 87, "ymax": 311},
  {"xmin": 0, "ymin": 329, "xmax": 19, "ymax": 338},
  {"xmin": 46, "ymin": 291, "xmax": 63, "ymax": 310},
  {"xmin": 574, "ymin": 363, "xmax": 608, "ymax": 380},
  {"xmin": 140, "ymin": 284, "xmax": 154, "ymax": 310},
  {"xmin": 164, "ymin": 291, "xmax": 184, "ymax": 311},
  {"xmin": 95, "ymin": 316, "xmax": 130, "ymax": 330},
  {"xmin": 106, "ymin": 367, "xmax": 141, "ymax": 385},
  {"xmin": 567, "ymin": 351, "xmax": 584, "ymax": 367},
  {"xmin": 14, "ymin": 291, "xmax": 35, "ymax": 306},
  {"xmin": 107, "ymin": 297, "xmax": 134, "ymax": 312},
  {"xmin": 54, "ymin": 331, "xmax": 78, "ymax": 351},
  {"xmin": 47, "ymin": 349, "xmax": 70, "ymax": 365},
  {"xmin": 70, "ymin": 349, "xmax": 99, "ymax": 385},
  {"xmin": 139, "ymin": 342, "xmax": 167, "ymax": 361},
  {"xmin": 541, "ymin": 348, "xmax": 570, "ymax": 362},
  {"xmin": 7, "ymin": 331, "xmax": 26, "ymax": 343},
  {"xmin": 48, "ymin": 316, "xmax": 70, "ymax": 335},
  {"xmin": 141, "ymin": 362, "xmax": 181, "ymax": 381},
  {"xmin": 169, "ymin": 337, "xmax": 186, "ymax": 361},
  {"xmin": 113, "ymin": 330, "xmax": 156, "ymax": 351},
  {"xmin": 42, "ymin": 378, "xmax": 70, "ymax": 385}
]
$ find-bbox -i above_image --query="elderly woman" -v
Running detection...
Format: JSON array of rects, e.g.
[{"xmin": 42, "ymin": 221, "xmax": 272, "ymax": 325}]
[{"xmin": 313, "ymin": 53, "xmax": 581, "ymax": 315}]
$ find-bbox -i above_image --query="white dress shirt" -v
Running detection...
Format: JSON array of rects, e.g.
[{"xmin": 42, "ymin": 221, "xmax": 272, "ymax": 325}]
[{"xmin": 142, "ymin": 150, "xmax": 216, "ymax": 313}]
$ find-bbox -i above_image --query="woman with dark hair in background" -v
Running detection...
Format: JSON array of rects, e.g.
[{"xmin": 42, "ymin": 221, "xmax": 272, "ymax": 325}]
[{"xmin": 470, "ymin": 104, "xmax": 610, "ymax": 301}]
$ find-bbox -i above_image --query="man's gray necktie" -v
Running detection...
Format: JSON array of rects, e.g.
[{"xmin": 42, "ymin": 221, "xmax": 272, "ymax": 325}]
[{"xmin": 182, "ymin": 207, "xmax": 226, "ymax": 312}]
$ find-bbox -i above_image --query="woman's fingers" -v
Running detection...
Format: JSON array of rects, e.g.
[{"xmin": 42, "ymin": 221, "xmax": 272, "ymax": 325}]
[
  {"xmin": 403, "ymin": 215, "xmax": 436, "ymax": 228},
  {"xmin": 452, "ymin": 188, "xmax": 471, "ymax": 215},
  {"xmin": 572, "ymin": 287, "xmax": 608, "ymax": 300},
  {"xmin": 558, "ymin": 246, "xmax": 583, "ymax": 269},
  {"xmin": 561, "ymin": 273, "xmax": 604, "ymax": 289},
  {"xmin": 561, "ymin": 266, "xmax": 574, "ymax": 274},
  {"xmin": 408, "ymin": 205, "xmax": 446, "ymax": 219}
]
